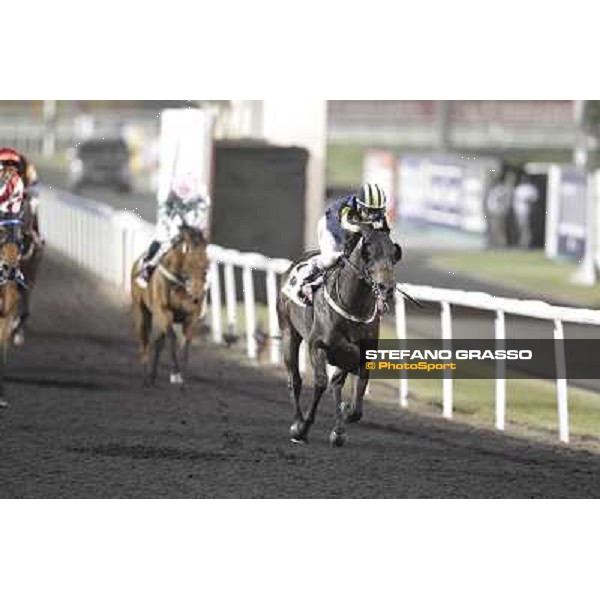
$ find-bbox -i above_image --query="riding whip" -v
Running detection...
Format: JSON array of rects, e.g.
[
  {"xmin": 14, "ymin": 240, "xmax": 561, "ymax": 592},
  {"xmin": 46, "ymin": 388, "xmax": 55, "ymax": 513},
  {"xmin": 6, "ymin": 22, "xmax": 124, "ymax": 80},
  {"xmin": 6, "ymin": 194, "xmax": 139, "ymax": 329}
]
[{"xmin": 396, "ymin": 284, "xmax": 424, "ymax": 309}]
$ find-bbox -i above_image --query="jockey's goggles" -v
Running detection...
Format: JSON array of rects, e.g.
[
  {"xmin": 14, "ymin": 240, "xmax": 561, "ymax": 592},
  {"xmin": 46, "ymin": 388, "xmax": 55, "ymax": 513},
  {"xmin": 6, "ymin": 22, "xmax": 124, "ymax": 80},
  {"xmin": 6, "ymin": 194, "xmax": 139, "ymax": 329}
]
[{"xmin": 359, "ymin": 206, "xmax": 384, "ymax": 218}]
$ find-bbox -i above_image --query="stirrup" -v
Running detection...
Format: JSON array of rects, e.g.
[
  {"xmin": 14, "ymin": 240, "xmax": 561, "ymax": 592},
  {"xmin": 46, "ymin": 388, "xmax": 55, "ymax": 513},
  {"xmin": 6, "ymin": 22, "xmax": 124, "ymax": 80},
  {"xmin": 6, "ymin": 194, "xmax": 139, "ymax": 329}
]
[
  {"xmin": 135, "ymin": 267, "xmax": 150, "ymax": 289},
  {"xmin": 300, "ymin": 279, "xmax": 321, "ymax": 304}
]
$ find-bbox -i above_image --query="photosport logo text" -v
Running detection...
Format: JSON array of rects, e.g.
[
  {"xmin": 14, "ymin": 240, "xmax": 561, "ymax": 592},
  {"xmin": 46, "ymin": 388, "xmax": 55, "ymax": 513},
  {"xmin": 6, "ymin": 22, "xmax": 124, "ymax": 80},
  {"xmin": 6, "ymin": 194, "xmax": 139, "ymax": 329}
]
[
  {"xmin": 363, "ymin": 348, "xmax": 533, "ymax": 375},
  {"xmin": 357, "ymin": 339, "xmax": 600, "ymax": 380}
]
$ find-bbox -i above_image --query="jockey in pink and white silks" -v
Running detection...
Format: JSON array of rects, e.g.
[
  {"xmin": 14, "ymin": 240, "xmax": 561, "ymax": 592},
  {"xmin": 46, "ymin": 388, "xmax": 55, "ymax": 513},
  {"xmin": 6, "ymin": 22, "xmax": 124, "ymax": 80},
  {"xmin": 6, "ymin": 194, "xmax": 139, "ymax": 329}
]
[
  {"xmin": 135, "ymin": 181, "xmax": 211, "ymax": 288},
  {"xmin": 301, "ymin": 182, "xmax": 391, "ymax": 301}
]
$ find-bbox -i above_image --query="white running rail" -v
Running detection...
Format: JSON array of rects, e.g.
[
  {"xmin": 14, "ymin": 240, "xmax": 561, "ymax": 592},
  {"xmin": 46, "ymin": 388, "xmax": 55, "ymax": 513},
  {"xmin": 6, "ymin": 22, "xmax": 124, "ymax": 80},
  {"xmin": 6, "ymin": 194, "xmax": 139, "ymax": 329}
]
[{"xmin": 38, "ymin": 186, "xmax": 600, "ymax": 444}]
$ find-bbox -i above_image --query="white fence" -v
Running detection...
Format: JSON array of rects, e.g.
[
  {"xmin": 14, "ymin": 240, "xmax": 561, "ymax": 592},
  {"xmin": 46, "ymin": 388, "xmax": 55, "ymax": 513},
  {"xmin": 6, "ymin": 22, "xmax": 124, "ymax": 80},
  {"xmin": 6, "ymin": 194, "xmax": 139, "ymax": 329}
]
[
  {"xmin": 395, "ymin": 284, "xmax": 600, "ymax": 444},
  {"xmin": 38, "ymin": 186, "xmax": 600, "ymax": 444}
]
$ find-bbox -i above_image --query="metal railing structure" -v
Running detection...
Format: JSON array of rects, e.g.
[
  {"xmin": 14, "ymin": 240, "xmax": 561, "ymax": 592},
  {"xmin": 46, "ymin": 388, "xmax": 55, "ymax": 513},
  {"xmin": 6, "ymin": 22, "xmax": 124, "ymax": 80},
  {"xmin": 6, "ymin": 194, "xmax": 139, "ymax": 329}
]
[
  {"xmin": 38, "ymin": 186, "xmax": 600, "ymax": 444},
  {"xmin": 395, "ymin": 285, "xmax": 600, "ymax": 444}
]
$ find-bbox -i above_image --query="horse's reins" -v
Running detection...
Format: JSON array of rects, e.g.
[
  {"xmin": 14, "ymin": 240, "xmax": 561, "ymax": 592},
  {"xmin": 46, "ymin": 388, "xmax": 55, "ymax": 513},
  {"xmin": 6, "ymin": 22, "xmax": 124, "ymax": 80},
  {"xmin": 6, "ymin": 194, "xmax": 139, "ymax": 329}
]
[
  {"xmin": 341, "ymin": 254, "xmax": 387, "ymax": 308},
  {"xmin": 322, "ymin": 254, "xmax": 383, "ymax": 324},
  {"xmin": 156, "ymin": 234, "xmax": 198, "ymax": 296},
  {"xmin": 157, "ymin": 263, "xmax": 188, "ymax": 289}
]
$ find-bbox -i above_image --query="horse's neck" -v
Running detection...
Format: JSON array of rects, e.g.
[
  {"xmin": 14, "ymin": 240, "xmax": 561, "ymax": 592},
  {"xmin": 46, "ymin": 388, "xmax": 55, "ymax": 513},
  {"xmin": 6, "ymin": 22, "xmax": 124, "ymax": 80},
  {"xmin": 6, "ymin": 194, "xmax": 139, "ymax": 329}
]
[
  {"xmin": 163, "ymin": 242, "xmax": 206, "ymax": 278},
  {"xmin": 162, "ymin": 246, "xmax": 183, "ymax": 273},
  {"xmin": 330, "ymin": 252, "xmax": 373, "ymax": 316}
]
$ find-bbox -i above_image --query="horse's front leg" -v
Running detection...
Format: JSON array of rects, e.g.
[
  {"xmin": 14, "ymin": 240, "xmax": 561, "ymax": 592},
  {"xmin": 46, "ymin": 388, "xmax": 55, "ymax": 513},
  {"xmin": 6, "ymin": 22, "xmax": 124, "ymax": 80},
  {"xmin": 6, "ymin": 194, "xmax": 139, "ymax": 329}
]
[
  {"xmin": 344, "ymin": 366, "xmax": 369, "ymax": 424},
  {"xmin": 180, "ymin": 315, "xmax": 196, "ymax": 385},
  {"xmin": 150, "ymin": 304, "xmax": 174, "ymax": 385},
  {"xmin": 178, "ymin": 309, "xmax": 202, "ymax": 387},
  {"xmin": 282, "ymin": 326, "xmax": 304, "ymax": 442},
  {"xmin": 330, "ymin": 339, "xmax": 366, "ymax": 423},
  {"xmin": 0, "ymin": 337, "xmax": 7, "ymax": 408},
  {"xmin": 293, "ymin": 344, "xmax": 328, "ymax": 444},
  {"xmin": 150, "ymin": 332, "xmax": 166, "ymax": 385},
  {"xmin": 329, "ymin": 367, "xmax": 349, "ymax": 446},
  {"xmin": 167, "ymin": 326, "xmax": 183, "ymax": 385}
]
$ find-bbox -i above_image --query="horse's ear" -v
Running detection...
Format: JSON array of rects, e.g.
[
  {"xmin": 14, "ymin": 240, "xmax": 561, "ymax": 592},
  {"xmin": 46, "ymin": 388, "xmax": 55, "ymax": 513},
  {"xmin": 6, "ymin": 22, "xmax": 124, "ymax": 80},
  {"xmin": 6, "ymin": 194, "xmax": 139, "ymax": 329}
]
[{"xmin": 393, "ymin": 243, "xmax": 403, "ymax": 263}]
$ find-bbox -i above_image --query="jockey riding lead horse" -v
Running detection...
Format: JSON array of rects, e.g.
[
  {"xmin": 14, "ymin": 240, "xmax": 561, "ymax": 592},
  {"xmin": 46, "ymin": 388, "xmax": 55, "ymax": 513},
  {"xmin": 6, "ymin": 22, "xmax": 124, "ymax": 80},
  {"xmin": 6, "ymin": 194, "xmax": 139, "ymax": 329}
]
[{"xmin": 278, "ymin": 183, "xmax": 402, "ymax": 445}]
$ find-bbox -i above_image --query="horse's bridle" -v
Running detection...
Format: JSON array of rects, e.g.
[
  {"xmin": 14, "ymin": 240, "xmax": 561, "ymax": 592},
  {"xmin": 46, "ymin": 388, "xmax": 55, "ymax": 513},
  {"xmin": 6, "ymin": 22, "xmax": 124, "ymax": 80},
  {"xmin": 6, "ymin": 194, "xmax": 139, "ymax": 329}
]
[
  {"xmin": 339, "ymin": 253, "xmax": 389, "ymax": 312},
  {"xmin": 322, "ymin": 248, "xmax": 388, "ymax": 324},
  {"xmin": 157, "ymin": 232, "xmax": 205, "ymax": 298}
]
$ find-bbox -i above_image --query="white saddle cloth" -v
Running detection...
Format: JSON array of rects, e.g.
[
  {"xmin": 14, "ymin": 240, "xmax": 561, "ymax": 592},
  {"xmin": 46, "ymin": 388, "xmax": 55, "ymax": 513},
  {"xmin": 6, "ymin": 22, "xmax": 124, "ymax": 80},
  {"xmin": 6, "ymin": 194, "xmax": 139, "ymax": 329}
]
[{"xmin": 282, "ymin": 259, "xmax": 323, "ymax": 307}]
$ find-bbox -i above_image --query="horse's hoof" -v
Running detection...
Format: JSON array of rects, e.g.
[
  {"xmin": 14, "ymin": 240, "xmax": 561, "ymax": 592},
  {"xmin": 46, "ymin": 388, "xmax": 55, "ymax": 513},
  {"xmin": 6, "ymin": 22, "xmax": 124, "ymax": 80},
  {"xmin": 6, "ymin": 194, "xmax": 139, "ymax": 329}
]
[
  {"xmin": 290, "ymin": 421, "xmax": 308, "ymax": 443},
  {"xmin": 329, "ymin": 429, "xmax": 348, "ymax": 447},
  {"xmin": 344, "ymin": 410, "xmax": 363, "ymax": 424},
  {"xmin": 341, "ymin": 402, "xmax": 362, "ymax": 423},
  {"xmin": 170, "ymin": 372, "xmax": 184, "ymax": 385},
  {"xmin": 290, "ymin": 437, "xmax": 307, "ymax": 445}
]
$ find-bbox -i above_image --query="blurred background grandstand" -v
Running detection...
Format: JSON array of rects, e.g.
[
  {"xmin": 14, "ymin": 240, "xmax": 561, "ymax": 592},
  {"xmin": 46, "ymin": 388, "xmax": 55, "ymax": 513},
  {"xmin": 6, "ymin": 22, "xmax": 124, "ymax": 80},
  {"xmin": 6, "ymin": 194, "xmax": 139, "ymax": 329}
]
[{"xmin": 2, "ymin": 99, "xmax": 600, "ymax": 307}]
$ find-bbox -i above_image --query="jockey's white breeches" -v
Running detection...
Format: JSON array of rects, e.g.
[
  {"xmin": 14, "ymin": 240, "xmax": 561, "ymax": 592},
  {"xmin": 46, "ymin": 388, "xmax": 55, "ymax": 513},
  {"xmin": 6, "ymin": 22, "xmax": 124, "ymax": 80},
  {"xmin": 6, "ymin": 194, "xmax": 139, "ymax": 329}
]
[
  {"xmin": 145, "ymin": 220, "xmax": 179, "ymax": 267},
  {"xmin": 314, "ymin": 215, "xmax": 343, "ymax": 270}
]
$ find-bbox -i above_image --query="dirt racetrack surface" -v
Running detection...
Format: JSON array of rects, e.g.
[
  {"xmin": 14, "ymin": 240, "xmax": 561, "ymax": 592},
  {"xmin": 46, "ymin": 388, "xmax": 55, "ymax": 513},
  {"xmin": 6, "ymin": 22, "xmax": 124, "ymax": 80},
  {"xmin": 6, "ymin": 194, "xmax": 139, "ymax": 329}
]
[{"xmin": 1, "ymin": 250, "xmax": 600, "ymax": 498}]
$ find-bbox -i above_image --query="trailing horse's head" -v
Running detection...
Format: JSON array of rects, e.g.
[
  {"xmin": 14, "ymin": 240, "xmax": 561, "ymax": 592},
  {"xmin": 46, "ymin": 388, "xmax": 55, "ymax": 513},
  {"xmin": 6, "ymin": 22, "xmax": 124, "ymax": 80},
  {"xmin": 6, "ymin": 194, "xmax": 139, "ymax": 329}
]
[
  {"xmin": 355, "ymin": 225, "xmax": 402, "ymax": 313},
  {"xmin": 0, "ymin": 223, "xmax": 22, "ymax": 271},
  {"xmin": 176, "ymin": 225, "xmax": 209, "ymax": 305}
]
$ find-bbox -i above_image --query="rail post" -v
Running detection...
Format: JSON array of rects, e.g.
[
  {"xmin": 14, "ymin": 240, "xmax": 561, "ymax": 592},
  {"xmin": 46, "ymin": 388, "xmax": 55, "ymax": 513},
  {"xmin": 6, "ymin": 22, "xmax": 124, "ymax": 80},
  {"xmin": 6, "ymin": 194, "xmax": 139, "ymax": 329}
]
[
  {"xmin": 266, "ymin": 267, "xmax": 281, "ymax": 364},
  {"xmin": 242, "ymin": 264, "xmax": 257, "ymax": 360},
  {"xmin": 495, "ymin": 309, "xmax": 506, "ymax": 431},
  {"xmin": 209, "ymin": 260, "xmax": 223, "ymax": 344},
  {"xmin": 395, "ymin": 292, "xmax": 408, "ymax": 408},
  {"xmin": 554, "ymin": 318, "xmax": 569, "ymax": 443},
  {"xmin": 441, "ymin": 301, "xmax": 453, "ymax": 419},
  {"xmin": 223, "ymin": 261, "xmax": 237, "ymax": 339}
]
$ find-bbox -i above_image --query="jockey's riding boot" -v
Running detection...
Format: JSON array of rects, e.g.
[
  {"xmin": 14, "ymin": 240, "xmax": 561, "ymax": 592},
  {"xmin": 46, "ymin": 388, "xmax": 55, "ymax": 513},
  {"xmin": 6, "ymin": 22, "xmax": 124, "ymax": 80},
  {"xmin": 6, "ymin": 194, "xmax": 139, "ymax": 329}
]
[
  {"xmin": 300, "ymin": 264, "xmax": 323, "ymax": 304},
  {"xmin": 136, "ymin": 241, "xmax": 161, "ymax": 289},
  {"xmin": 135, "ymin": 264, "xmax": 152, "ymax": 289}
]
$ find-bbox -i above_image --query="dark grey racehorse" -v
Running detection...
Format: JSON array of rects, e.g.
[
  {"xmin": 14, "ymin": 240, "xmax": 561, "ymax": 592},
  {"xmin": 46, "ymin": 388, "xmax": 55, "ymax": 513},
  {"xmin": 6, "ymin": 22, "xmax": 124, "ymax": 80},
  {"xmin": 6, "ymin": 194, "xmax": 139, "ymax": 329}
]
[{"xmin": 277, "ymin": 225, "xmax": 402, "ymax": 446}]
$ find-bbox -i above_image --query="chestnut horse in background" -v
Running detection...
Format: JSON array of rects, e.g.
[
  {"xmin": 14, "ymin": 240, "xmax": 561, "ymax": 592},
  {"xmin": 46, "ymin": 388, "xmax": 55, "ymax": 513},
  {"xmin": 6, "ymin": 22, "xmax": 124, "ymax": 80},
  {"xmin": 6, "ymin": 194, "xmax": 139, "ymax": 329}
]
[
  {"xmin": 0, "ymin": 220, "xmax": 25, "ymax": 407},
  {"xmin": 130, "ymin": 225, "xmax": 209, "ymax": 387}
]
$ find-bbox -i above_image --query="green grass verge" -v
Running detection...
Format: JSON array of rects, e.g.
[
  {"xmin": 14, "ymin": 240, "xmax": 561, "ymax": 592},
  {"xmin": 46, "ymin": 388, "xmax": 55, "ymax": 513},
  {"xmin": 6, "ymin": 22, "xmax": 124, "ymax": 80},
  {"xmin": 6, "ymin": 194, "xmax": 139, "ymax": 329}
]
[{"xmin": 428, "ymin": 249, "xmax": 600, "ymax": 308}]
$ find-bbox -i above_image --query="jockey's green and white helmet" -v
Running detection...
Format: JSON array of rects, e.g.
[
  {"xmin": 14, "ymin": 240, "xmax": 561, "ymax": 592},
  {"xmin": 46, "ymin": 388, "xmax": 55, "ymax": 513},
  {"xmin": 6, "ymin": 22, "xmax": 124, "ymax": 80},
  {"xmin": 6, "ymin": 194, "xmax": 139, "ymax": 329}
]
[{"xmin": 356, "ymin": 182, "xmax": 387, "ymax": 211}]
